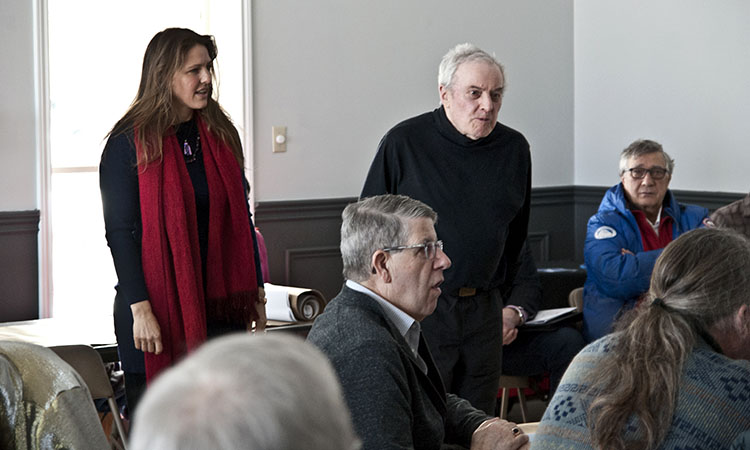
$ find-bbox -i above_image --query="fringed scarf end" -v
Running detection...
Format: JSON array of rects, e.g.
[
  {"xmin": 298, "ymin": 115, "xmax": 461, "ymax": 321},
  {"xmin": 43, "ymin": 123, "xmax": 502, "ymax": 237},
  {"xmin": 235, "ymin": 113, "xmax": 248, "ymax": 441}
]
[{"xmin": 206, "ymin": 289, "xmax": 260, "ymax": 324}]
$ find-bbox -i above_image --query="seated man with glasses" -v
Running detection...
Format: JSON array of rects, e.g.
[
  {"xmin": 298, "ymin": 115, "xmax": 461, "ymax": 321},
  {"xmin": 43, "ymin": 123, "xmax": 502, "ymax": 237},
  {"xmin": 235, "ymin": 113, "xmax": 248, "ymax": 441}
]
[
  {"xmin": 582, "ymin": 139, "xmax": 710, "ymax": 342},
  {"xmin": 307, "ymin": 194, "xmax": 529, "ymax": 450}
]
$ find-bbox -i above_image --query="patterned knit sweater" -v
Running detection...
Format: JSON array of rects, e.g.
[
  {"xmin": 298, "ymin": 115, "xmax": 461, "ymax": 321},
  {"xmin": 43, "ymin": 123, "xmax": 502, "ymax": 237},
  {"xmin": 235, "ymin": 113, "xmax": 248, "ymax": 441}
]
[{"xmin": 533, "ymin": 334, "xmax": 750, "ymax": 449}]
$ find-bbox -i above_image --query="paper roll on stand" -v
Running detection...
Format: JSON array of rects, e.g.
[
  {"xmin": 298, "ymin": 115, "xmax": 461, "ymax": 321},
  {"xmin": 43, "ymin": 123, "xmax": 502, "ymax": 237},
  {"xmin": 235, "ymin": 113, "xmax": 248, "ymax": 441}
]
[{"xmin": 264, "ymin": 283, "xmax": 328, "ymax": 322}]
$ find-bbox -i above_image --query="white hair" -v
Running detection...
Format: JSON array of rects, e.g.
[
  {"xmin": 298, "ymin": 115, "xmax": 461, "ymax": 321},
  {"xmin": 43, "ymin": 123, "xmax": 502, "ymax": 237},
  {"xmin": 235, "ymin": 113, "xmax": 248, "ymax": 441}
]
[
  {"xmin": 130, "ymin": 333, "xmax": 360, "ymax": 450},
  {"xmin": 438, "ymin": 42, "xmax": 505, "ymax": 89}
]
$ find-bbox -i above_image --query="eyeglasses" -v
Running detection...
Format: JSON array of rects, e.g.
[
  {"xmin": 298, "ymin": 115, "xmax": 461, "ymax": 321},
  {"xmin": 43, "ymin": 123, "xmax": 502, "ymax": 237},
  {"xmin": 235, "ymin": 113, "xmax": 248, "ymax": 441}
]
[
  {"xmin": 626, "ymin": 167, "xmax": 669, "ymax": 180},
  {"xmin": 383, "ymin": 240, "xmax": 444, "ymax": 259}
]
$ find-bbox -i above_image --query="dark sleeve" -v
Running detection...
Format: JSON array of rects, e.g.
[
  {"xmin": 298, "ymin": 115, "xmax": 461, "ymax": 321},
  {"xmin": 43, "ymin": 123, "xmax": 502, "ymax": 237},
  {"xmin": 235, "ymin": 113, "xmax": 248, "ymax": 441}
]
[
  {"xmin": 322, "ymin": 335, "xmax": 419, "ymax": 450},
  {"xmin": 501, "ymin": 242, "xmax": 542, "ymax": 318},
  {"xmin": 361, "ymin": 135, "xmax": 396, "ymax": 198},
  {"xmin": 501, "ymin": 155, "xmax": 532, "ymax": 287},
  {"xmin": 250, "ymin": 215, "xmax": 264, "ymax": 286},
  {"xmin": 444, "ymin": 393, "xmax": 491, "ymax": 447},
  {"xmin": 730, "ymin": 430, "xmax": 750, "ymax": 450},
  {"xmin": 243, "ymin": 174, "xmax": 264, "ymax": 286},
  {"xmin": 99, "ymin": 132, "xmax": 150, "ymax": 305}
]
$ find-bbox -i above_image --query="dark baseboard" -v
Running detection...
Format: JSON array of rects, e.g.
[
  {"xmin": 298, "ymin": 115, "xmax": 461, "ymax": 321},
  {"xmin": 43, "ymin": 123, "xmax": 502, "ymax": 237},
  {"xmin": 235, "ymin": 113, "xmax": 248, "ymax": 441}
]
[
  {"xmin": 0, "ymin": 210, "xmax": 40, "ymax": 321},
  {"xmin": 254, "ymin": 188, "xmax": 746, "ymax": 300}
]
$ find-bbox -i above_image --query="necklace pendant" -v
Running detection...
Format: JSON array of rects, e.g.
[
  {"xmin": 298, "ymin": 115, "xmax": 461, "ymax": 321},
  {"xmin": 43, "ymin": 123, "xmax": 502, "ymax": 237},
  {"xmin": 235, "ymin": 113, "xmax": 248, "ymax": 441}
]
[{"xmin": 183, "ymin": 140, "xmax": 193, "ymax": 157}]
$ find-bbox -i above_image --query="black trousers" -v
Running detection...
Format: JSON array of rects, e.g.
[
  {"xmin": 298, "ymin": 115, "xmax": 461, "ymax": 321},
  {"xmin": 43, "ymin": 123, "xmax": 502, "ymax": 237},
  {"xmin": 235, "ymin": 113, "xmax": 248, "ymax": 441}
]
[
  {"xmin": 501, "ymin": 326, "xmax": 585, "ymax": 396},
  {"xmin": 421, "ymin": 289, "xmax": 503, "ymax": 415},
  {"xmin": 123, "ymin": 371, "xmax": 147, "ymax": 420},
  {"xmin": 121, "ymin": 320, "xmax": 245, "ymax": 420}
]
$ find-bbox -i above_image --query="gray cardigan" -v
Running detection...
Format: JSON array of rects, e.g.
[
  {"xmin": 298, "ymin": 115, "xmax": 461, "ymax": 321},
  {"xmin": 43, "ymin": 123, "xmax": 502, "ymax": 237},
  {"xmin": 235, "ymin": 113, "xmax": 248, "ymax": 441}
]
[{"xmin": 307, "ymin": 285, "xmax": 489, "ymax": 450}]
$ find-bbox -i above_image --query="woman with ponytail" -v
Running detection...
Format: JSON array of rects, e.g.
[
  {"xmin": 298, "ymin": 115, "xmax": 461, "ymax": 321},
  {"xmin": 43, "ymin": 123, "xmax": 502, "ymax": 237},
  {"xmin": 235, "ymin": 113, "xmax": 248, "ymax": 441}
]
[
  {"xmin": 534, "ymin": 228, "xmax": 750, "ymax": 449},
  {"xmin": 100, "ymin": 28, "xmax": 266, "ymax": 417}
]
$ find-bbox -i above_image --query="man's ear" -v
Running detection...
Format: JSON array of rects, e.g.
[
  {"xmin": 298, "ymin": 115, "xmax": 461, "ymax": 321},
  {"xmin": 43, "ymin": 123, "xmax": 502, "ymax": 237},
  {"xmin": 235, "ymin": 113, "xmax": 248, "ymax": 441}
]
[
  {"xmin": 439, "ymin": 84, "xmax": 449, "ymax": 106},
  {"xmin": 371, "ymin": 250, "xmax": 392, "ymax": 283},
  {"xmin": 735, "ymin": 304, "xmax": 750, "ymax": 335}
]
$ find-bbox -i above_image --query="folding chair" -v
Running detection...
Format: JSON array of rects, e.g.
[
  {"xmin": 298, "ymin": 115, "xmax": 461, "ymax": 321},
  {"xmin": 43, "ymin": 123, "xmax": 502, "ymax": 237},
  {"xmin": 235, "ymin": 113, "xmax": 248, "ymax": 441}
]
[
  {"xmin": 497, "ymin": 375, "xmax": 529, "ymax": 422},
  {"xmin": 568, "ymin": 287, "xmax": 584, "ymax": 312},
  {"xmin": 50, "ymin": 345, "xmax": 128, "ymax": 450}
]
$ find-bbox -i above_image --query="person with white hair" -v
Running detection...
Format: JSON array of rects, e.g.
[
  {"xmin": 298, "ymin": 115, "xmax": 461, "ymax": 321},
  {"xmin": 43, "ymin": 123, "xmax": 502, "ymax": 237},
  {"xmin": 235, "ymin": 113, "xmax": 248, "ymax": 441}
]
[
  {"xmin": 308, "ymin": 194, "xmax": 529, "ymax": 450},
  {"xmin": 361, "ymin": 42, "xmax": 532, "ymax": 416},
  {"xmin": 130, "ymin": 333, "xmax": 360, "ymax": 450}
]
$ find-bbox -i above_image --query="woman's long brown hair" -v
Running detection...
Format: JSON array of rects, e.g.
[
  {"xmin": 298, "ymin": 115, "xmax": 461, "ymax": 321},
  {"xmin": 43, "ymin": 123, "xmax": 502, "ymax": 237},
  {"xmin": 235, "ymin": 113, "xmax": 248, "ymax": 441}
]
[
  {"xmin": 586, "ymin": 228, "xmax": 750, "ymax": 449},
  {"xmin": 106, "ymin": 28, "xmax": 243, "ymax": 168}
]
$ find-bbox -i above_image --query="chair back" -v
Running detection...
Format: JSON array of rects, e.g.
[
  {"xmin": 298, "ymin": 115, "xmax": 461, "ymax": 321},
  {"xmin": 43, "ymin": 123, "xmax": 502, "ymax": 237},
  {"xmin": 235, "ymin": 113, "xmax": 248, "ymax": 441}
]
[
  {"xmin": 50, "ymin": 345, "xmax": 128, "ymax": 449},
  {"xmin": 568, "ymin": 287, "xmax": 584, "ymax": 312},
  {"xmin": 50, "ymin": 345, "xmax": 113, "ymax": 398}
]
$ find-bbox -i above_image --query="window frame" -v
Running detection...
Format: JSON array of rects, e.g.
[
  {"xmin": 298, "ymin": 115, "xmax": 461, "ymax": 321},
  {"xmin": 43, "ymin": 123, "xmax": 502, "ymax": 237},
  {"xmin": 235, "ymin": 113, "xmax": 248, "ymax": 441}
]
[{"xmin": 35, "ymin": 0, "xmax": 255, "ymax": 318}]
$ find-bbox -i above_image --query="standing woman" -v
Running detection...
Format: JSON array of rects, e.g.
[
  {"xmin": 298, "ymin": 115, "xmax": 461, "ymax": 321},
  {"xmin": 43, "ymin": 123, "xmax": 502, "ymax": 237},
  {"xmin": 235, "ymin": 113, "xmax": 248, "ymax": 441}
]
[{"xmin": 100, "ymin": 28, "xmax": 266, "ymax": 415}]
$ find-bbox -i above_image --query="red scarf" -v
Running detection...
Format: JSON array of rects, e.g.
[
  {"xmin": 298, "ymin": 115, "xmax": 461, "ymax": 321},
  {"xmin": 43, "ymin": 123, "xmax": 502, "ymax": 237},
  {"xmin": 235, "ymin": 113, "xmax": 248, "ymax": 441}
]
[{"xmin": 137, "ymin": 116, "xmax": 259, "ymax": 382}]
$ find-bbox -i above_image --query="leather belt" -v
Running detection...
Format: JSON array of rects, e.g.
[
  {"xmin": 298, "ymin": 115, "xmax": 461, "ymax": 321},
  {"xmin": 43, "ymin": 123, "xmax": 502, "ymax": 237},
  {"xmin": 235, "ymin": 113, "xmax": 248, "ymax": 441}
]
[{"xmin": 457, "ymin": 287, "xmax": 477, "ymax": 297}]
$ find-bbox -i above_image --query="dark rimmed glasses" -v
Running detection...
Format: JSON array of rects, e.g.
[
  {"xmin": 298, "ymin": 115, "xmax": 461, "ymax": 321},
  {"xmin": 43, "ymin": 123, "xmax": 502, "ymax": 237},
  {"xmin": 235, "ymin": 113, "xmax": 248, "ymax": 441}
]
[
  {"xmin": 626, "ymin": 167, "xmax": 669, "ymax": 180},
  {"xmin": 383, "ymin": 240, "xmax": 444, "ymax": 259}
]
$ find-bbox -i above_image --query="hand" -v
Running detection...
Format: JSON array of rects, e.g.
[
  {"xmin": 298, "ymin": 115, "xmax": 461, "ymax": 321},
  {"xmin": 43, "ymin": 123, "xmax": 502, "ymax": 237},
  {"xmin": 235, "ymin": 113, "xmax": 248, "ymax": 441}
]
[
  {"xmin": 248, "ymin": 286, "xmax": 267, "ymax": 333},
  {"xmin": 130, "ymin": 300, "xmax": 163, "ymax": 354},
  {"xmin": 502, "ymin": 307, "xmax": 520, "ymax": 345},
  {"xmin": 471, "ymin": 418, "xmax": 529, "ymax": 450}
]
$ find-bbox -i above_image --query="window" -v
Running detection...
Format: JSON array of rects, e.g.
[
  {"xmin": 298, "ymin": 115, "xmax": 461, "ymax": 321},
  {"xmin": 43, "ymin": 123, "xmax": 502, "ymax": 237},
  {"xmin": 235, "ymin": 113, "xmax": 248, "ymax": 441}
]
[{"xmin": 43, "ymin": 1, "xmax": 248, "ymax": 318}]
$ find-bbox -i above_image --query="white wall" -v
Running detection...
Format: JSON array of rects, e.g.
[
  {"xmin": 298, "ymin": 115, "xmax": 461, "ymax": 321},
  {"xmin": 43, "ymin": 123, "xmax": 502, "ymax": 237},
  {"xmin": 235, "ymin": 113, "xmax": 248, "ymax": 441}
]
[
  {"xmin": 9, "ymin": 1, "xmax": 748, "ymax": 210},
  {"xmin": 575, "ymin": 0, "xmax": 750, "ymax": 193},
  {"xmin": 1, "ymin": 0, "xmax": 573, "ymax": 210},
  {"xmin": 0, "ymin": 0, "xmax": 38, "ymax": 211},
  {"xmin": 251, "ymin": 0, "xmax": 574, "ymax": 201}
]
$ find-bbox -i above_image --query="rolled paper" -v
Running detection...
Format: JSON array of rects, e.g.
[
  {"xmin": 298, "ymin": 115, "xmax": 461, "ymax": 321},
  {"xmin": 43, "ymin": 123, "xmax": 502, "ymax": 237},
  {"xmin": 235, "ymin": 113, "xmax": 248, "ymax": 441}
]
[{"xmin": 264, "ymin": 283, "xmax": 328, "ymax": 322}]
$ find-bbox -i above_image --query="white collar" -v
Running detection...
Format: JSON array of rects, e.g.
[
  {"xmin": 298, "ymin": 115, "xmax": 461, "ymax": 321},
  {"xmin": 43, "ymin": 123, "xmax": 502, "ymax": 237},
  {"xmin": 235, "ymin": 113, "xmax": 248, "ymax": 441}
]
[
  {"xmin": 345, "ymin": 280, "xmax": 421, "ymax": 356},
  {"xmin": 646, "ymin": 206, "xmax": 664, "ymax": 235}
]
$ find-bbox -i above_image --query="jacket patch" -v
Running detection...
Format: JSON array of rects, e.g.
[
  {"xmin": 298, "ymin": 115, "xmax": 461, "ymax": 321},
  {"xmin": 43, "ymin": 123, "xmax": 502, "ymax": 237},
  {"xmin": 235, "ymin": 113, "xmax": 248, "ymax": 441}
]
[{"xmin": 594, "ymin": 226, "xmax": 617, "ymax": 240}]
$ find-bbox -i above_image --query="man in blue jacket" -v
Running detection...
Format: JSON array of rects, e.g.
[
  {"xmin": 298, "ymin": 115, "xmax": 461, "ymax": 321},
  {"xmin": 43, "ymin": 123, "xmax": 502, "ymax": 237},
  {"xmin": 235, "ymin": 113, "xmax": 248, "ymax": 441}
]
[{"xmin": 582, "ymin": 139, "xmax": 710, "ymax": 342}]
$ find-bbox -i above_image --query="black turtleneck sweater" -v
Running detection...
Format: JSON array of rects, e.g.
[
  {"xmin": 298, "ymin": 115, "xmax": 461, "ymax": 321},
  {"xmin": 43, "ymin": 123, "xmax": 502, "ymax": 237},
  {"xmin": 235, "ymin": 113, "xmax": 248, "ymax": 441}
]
[{"xmin": 361, "ymin": 106, "xmax": 531, "ymax": 295}]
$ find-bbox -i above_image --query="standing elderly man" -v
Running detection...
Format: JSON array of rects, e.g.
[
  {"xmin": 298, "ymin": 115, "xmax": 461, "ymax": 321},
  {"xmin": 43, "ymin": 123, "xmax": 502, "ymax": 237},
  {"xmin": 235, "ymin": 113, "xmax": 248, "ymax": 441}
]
[
  {"xmin": 582, "ymin": 139, "xmax": 710, "ymax": 342},
  {"xmin": 361, "ymin": 43, "xmax": 531, "ymax": 415},
  {"xmin": 307, "ymin": 195, "xmax": 529, "ymax": 450}
]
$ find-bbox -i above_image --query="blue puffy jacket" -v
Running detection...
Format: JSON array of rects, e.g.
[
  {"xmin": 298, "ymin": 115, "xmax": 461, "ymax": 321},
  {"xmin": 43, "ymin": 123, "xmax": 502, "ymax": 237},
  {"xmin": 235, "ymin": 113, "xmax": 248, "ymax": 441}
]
[{"xmin": 582, "ymin": 184, "xmax": 708, "ymax": 342}]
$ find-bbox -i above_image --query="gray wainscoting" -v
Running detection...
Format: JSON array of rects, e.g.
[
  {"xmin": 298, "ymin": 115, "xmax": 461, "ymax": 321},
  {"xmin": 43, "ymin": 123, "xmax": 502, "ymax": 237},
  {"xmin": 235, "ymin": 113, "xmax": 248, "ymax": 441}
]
[
  {"xmin": 0, "ymin": 210, "xmax": 40, "ymax": 322},
  {"xmin": 0, "ymin": 188, "xmax": 741, "ymax": 321},
  {"xmin": 255, "ymin": 187, "xmax": 745, "ymax": 301},
  {"xmin": 254, "ymin": 198, "xmax": 353, "ymax": 301}
]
